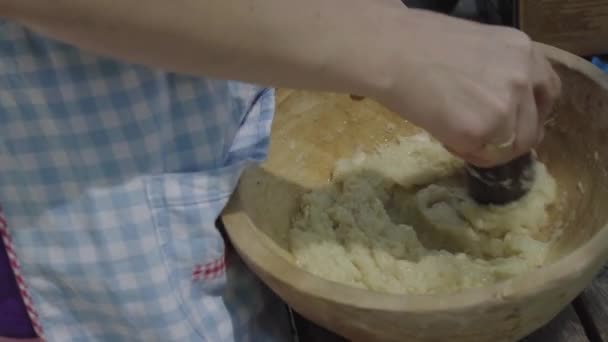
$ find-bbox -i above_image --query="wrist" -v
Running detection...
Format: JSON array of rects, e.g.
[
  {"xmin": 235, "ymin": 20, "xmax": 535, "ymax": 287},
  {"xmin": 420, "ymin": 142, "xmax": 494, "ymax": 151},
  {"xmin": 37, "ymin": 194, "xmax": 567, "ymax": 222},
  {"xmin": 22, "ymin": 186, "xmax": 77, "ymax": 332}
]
[
  {"xmin": 339, "ymin": 4, "xmax": 421, "ymax": 103},
  {"xmin": 357, "ymin": 8, "xmax": 452, "ymax": 114},
  {"xmin": 332, "ymin": 2, "xmax": 405, "ymax": 99}
]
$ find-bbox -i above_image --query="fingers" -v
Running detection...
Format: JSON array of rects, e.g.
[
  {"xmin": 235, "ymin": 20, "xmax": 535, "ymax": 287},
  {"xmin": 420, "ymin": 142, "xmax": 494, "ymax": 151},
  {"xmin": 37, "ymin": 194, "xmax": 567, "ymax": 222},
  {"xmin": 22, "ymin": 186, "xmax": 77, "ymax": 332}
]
[
  {"xmin": 468, "ymin": 92, "xmax": 519, "ymax": 168},
  {"xmin": 443, "ymin": 144, "xmax": 490, "ymax": 167},
  {"xmin": 532, "ymin": 47, "xmax": 562, "ymax": 142},
  {"xmin": 463, "ymin": 86, "xmax": 538, "ymax": 168},
  {"xmin": 464, "ymin": 50, "xmax": 559, "ymax": 168},
  {"xmin": 514, "ymin": 85, "xmax": 539, "ymax": 154}
]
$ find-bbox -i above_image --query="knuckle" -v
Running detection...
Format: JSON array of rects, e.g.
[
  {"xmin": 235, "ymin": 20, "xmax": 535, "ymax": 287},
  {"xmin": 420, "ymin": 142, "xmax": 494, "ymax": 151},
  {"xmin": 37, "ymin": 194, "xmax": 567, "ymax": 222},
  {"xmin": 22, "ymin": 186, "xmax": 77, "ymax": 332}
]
[
  {"xmin": 458, "ymin": 119, "xmax": 492, "ymax": 143},
  {"xmin": 463, "ymin": 105, "xmax": 516, "ymax": 144},
  {"xmin": 510, "ymin": 73, "xmax": 530, "ymax": 91},
  {"xmin": 552, "ymin": 73, "xmax": 563, "ymax": 97},
  {"xmin": 515, "ymin": 131, "xmax": 538, "ymax": 152},
  {"xmin": 503, "ymin": 30, "xmax": 535, "ymax": 88},
  {"xmin": 497, "ymin": 102, "xmax": 512, "ymax": 120},
  {"xmin": 505, "ymin": 28, "xmax": 533, "ymax": 52},
  {"xmin": 490, "ymin": 97, "xmax": 514, "ymax": 123},
  {"xmin": 467, "ymin": 154, "xmax": 494, "ymax": 168}
]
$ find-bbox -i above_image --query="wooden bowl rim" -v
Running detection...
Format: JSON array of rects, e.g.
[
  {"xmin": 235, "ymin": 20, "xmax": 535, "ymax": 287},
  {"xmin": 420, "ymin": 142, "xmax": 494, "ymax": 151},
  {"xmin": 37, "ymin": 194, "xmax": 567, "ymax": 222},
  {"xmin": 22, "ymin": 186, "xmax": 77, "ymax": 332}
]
[{"xmin": 223, "ymin": 43, "xmax": 608, "ymax": 313}]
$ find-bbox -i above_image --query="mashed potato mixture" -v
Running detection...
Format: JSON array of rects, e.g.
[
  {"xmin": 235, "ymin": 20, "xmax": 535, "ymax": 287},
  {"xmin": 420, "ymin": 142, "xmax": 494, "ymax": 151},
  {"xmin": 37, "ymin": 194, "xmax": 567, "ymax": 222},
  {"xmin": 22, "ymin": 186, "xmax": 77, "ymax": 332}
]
[{"xmin": 288, "ymin": 133, "xmax": 557, "ymax": 295}]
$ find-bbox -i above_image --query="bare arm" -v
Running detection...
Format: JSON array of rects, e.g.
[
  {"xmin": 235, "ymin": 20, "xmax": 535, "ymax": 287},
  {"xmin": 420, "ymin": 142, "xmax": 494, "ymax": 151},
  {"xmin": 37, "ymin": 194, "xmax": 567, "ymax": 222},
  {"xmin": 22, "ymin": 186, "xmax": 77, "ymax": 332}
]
[
  {"xmin": 1, "ymin": 0, "xmax": 406, "ymax": 98},
  {"xmin": 0, "ymin": 0, "xmax": 560, "ymax": 167}
]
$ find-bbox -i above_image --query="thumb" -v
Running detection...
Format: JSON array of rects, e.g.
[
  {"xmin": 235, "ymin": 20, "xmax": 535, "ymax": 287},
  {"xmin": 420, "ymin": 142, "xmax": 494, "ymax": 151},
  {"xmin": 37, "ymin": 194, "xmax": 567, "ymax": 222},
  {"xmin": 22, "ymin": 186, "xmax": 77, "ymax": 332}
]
[{"xmin": 442, "ymin": 144, "xmax": 491, "ymax": 167}]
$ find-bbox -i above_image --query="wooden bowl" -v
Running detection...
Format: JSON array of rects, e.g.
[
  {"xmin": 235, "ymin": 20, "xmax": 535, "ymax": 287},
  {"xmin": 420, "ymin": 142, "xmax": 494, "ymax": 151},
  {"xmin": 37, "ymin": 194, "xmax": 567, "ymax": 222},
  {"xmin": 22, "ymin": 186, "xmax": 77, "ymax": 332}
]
[{"xmin": 222, "ymin": 43, "xmax": 608, "ymax": 341}]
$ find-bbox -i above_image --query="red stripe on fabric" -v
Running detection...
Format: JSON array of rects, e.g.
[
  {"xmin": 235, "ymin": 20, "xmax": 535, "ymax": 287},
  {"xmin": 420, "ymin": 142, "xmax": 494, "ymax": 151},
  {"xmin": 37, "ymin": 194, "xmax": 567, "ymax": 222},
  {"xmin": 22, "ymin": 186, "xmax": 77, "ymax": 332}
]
[
  {"xmin": 192, "ymin": 255, "xmax": 226, "ymax": 281},
  {"xmin": 0, "ymin": 210, "xmax": 45, "ymax": 341}
]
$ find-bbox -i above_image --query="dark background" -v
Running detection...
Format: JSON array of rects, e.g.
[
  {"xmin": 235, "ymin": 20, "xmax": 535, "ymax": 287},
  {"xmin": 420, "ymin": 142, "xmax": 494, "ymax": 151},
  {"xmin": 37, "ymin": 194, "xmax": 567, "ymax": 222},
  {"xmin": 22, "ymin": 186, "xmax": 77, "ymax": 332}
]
[{"xmin": 403, "ymin": 0, "xmax": 515, "ymax": 26}]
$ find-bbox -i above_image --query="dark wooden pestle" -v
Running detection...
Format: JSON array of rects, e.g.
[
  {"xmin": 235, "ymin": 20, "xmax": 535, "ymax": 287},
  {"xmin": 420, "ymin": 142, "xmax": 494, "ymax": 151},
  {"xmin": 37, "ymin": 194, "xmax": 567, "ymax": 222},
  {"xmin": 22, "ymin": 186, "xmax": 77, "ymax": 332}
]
[{"xmin": 465, "ymin": 152, "xmax": 535, "ymax": 205}]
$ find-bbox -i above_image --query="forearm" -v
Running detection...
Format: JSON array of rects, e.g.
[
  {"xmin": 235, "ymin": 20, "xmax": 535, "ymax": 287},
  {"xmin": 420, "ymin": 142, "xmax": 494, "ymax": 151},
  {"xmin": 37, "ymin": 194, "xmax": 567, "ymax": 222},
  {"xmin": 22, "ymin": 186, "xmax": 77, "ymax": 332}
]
[{"xmin": 2, "ymin": 0, "xmax": 408, "ymax": 97}]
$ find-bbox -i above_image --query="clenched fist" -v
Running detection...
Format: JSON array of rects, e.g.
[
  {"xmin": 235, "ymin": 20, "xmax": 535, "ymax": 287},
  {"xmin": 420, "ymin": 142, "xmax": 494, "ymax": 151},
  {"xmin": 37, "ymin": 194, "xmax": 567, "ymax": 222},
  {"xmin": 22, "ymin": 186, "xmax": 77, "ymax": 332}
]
[{"xmin": 374, "ymin": 10, "xmax": 561, "ymax": 167}]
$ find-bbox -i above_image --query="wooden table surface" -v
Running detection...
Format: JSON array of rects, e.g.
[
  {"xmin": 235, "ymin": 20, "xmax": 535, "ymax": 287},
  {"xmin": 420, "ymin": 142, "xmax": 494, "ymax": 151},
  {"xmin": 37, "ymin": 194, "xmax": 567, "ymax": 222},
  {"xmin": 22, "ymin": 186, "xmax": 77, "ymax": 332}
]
[{"xmin": 291, "ymin": 265, "xmax": 608, "ymax": 342}]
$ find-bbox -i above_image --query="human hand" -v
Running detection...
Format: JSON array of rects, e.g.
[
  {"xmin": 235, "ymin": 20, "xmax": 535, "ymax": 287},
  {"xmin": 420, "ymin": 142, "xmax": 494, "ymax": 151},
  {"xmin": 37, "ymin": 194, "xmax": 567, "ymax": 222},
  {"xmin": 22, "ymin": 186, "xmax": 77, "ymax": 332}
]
[
  {"xmin": 3, "ymin": 0, "xmax": 558, "ymax": 169},
  {"xmin": 374, "ymin": 10, "xmax": 561, "ymax": 167}
]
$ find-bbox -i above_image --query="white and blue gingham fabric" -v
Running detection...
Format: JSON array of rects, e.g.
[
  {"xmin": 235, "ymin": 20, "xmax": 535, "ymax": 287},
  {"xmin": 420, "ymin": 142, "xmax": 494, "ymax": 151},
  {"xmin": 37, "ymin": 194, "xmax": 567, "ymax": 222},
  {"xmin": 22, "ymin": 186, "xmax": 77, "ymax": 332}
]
[{"xmin": 0, "ymin": 21, "xmax": 291, "ymax": 341}]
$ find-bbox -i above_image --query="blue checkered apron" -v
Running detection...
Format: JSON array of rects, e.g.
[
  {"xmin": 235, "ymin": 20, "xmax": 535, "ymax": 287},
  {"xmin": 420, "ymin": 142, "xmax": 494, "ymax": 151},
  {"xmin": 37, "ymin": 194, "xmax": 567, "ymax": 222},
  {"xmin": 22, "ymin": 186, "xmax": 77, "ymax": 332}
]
[{"xmin": 0, "ymin": 21, "xmax": 291, "ymax": 341}]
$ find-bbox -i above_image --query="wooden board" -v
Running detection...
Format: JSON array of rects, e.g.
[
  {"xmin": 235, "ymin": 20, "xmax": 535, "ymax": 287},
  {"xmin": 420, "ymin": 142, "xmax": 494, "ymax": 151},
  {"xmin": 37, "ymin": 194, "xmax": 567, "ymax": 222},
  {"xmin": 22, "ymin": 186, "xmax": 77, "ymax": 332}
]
[
  {"xmin": 577, "ymin": 264, "xmax": 608, "ymax": 341},
  {"xmin": 518, "ymin": 0, "xmax": 608, "ymax": 56}
]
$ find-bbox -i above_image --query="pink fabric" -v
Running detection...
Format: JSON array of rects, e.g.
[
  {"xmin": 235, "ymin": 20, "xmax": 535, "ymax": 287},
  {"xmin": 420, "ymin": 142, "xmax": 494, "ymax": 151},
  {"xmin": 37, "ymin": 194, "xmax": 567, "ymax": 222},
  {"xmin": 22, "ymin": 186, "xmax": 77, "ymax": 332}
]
[{"xmin": 0, "ymin": 235, "xmax": 37, "ymax": 339}]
